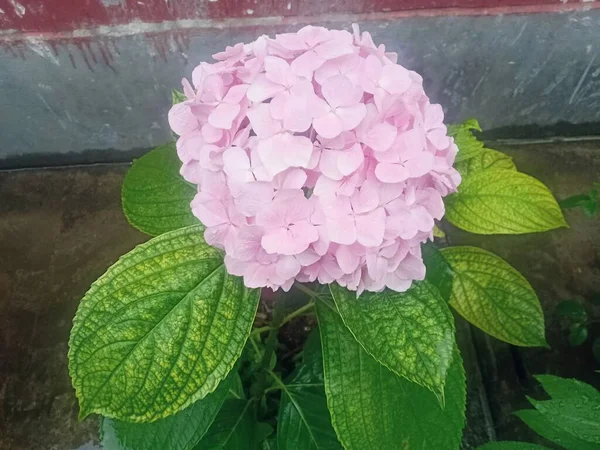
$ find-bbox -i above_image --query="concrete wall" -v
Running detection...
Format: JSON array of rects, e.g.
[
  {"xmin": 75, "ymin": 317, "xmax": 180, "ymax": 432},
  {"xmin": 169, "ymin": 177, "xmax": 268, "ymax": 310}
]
[{"xmin": 1, "ymin": 3, "xmax": 600, "ymax": 167}]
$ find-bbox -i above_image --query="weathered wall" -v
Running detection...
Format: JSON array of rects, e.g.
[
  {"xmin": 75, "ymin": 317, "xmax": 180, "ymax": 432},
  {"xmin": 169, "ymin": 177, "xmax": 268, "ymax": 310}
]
[{"xmin": 1, "ymin": 2, "xmax": 600, "ymax": 166}]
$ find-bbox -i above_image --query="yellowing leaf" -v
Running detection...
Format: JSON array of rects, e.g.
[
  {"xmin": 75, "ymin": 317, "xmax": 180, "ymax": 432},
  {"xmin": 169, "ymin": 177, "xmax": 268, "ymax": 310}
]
[
  {"xmin": 440, "ymin": 246, "xmax": 546, "ymax": 347},
  {"xmin": 455, "ymin": 148, "xmax": 516, "ymax": 177},
  {"xmin": 329, "ymin": 281, "xmax": 455, "ymax": 402},
  {"xmin": 445, "ymin": 169, "xmax": 567, "ymax": 234},
  {"xmin": 316, "ymin": 302, "xmax": 466, "ymax": 450},
  {"xmin": 69, "ymin": 225, "xmax": 260, "ymax": 422},
  {"xmin": 448, "ymin": 119, "xmax": 484, "ymax": 162}
]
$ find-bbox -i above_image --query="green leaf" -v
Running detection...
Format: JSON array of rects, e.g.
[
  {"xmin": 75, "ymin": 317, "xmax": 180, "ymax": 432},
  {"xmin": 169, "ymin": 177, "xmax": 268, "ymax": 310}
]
[
  {"xmin": 527, "ymin": 375, "xmax": 600, "ymax": 445},
  {"xmin": 422, "ymin": 242, "xmax": 454, "ymax": 303},
  {"xmin": 302, "ymin": 328, "xmax": 324, "ymax": 382},
  {"xmin": 515, "ymin": 409, "xmax": 600, "ymax": 450},
  {"xmin": 534, "ymin": 374, "xmax": 600, "ymax": 402},
  {"xmin": 329, "ymin": 281, "xmax": 455, "ymax": 402},
  {"xmin": 568, "ymin": 323, "xmax": 588, "ymax": 346},
  {"xmin": 478, "ymin": 442, "xmax": 551, "ymax": 450},
  {"xmin": 316, "ymin": 301, "xmax": 466, "ymax": 450},
  {"xmin": 262, "ymin": 438, "xmax": 278, "ymax": 450},
  {"xmin": 195, "ymin": 399, "xmax": 258, "ymax": 449},
  {"xmin": 229, "ymin": 372, "xmax": 245, "ymax": 400},
  {"xmin": 555, "ymin": 300, "xmax": 587, "ymax": 322},
  {"xmin": 433, "ymin": 224, "xmax": 446, "ymax": 238},
  {"xmin": 68, "ymin": 225, "xmax": 260, "ymax": 421},
  {"xmin": 122, "ymin": 143, "xmax": 198, "ymax": 236},
  {"xmin": 441, "ymin": 246, "xmax": 546, "ymax": 346},
  {"xmin": 455, "ymin": 148, "xmax": 516, "ymax": 177},
  {"xmin": 172, "ymin": 89, "xmax": 187, "ymax": 105},
  {"xmin": 445, "ymin": 169, "xmax": 568, "ymax": 234},
  {"xmin": 275, "ymin": 360, "xmax": 341, "ymax": 450},
  {"xmin": 101, "ymin": 371, "xmax": 232, "ymax": 450},
  {"xmin": 448, "ymin": 119, "xmax": 484, "ymax": 162},
  {"xmin": 560, "ymin": 193, "xmax": 592, "ymax": 210},
  {"xmin": 530, "ymin": 397, "xmax": 600, "ymax": 445}
]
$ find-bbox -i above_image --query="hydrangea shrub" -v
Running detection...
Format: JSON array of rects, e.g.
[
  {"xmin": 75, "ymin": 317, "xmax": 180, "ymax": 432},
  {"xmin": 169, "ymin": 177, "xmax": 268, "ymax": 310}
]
[{"xmin": 69, "ymin": 25, "xmax": 567, "ymax": 450}]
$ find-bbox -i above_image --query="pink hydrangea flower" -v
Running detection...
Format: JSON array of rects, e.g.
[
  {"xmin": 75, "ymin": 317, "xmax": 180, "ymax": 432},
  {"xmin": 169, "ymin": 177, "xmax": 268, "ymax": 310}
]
[{"xmin": 168, "ymin": 24, "xmax": 461, "ymax": 294}]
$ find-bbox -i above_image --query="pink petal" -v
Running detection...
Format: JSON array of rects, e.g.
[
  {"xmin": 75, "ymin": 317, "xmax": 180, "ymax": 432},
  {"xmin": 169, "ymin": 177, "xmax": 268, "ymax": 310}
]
[
  {"xmin": 313, "ymin": 175, "xmax": 341, "ymax": 197},
  {"xmin": 264, "ymin": 56, "xmax": 293, "ymax": 86},
  {"xmin": 321, "ymin": 74, "xmax": 363, "ymax": 108},
  {"xmin": 276, "ymin": 168, "xmax": 307, "ymax": 190},
  {"xmin": 168, "ymin": 103, "xmax": 198, "ymax": 136},
  {"xmin": 223, "ymin": 84, "xmax": 249, "ymax": 104},
  {"xmin": 336, "ymin": 245, "xmax": 361, "ymax": 274},
  {"xmin": 230, "ymin": 181, "xmax": 274, "ymax": 216},
  {"xmin": 412, "ymin": 205, "xmax": 435, "ymax": 232},
  {"xmin": 427, "ymin": 129, "xmax": 451, "ymax": 150},
  {"xmin": 208, "ymin": 103, "xmax": 240, "ymax": 129},
  {"xmin": 180, "ymin": 160, "xmax": 203, "ymax": 184},
  {"xmin": 201, "ymin": 123, "xmax": 224, "ymax": 143},
  {"xmin": 269, "ymin": 91, "xmax": 290, "ymax": 121},
  {"xmin": 337, "ymin": 144, "xmax": 364, "ymax": 176},
  {"xmin": 355, "ymin": 207, "xmax": 385, "ymax": 246},
  {"xmin": 319, "ymin": 149, "xmax": 343, "ymax": 181},
  {"xmin": 336, "ymin": 104, "xmax": 367, "ymax": 131},
  {"xmin": 375, "ymin": 163, "xmax": 410, "ymax": 183},
  {"xmin": 290, "ymin": 50, "xmax": 323, "ymax": 79},
  {"xmin": 379, "ymin": 64, "xmax": 411, "ymax": 95},
  {"xmin": 404, "ymin": 152, "xmax": 435, "ymax": 178},
  {"xmin": 313, "ymin": 40, "xmax": 354, "ymax": 60},
  {"xmin": 281, "ymin": 134, "xmax": 315, "ymax": 168},
  {"xmin": 231, "ymin": 225, "xmax": 263, "ymax": 261},
  {"xmin": 257, "ymin": 136, "xmax": 288, "ymax": 179},
  {"xmin": 176, "ymin": 133, "xmax": 203, "ymax": 164},
  {"xmin": 313, "ymin": 112, "xmax": 343, "ymax": 139},
  {"xmin": 384, "ymin": 273, "xmax": 413, "ymax": 293},
  {"xmin": 362, "ymin": 123, "xmax": 397, "ymax": 152},
  {"xmin": 247, "ymin": 74, "xmax": 285, "ymax": 103},
  {"xmin": 276, "ymin": 256, "xmax": 302, "ymax": 279},
  {"xmin": 395, "ymin": 253, "xmax": 426, "ymax": 280},
  {"xmin": 326, "ymin": 215, "xmax": 356, "ymax": 245},
  {"xmin": 247, "ymin": 104, "xmax": 282, "ymax": 139},
  {"xmin": 361, "ymin": 55, "xmax": 383, "ymax": 93},
  {"xmin": 424, "ymin": 103, "xmax": 444, "ymax": 129},
  {"xmin": 222, "ymin": 147, "xmax": 253, "ymax": 182},
  {"xmin": 283, "ymin": 95, "xmax": 314, "ymax": 133},
  {"xmin": 191, "ymin": 194, "xmax": 228, "ymax": 227}
]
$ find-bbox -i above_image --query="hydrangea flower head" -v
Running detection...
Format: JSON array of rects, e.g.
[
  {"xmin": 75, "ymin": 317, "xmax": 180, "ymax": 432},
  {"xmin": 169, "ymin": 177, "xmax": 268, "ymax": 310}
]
[{"xmin": 169, "ymin": 24, "xmax": 461, "ymax": 294}]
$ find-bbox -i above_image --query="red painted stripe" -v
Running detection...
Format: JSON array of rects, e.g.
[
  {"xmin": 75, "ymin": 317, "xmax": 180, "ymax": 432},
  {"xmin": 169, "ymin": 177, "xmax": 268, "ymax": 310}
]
[{"xmin": 0, "ymin": 0, "xmax": 597, "ymax": 33}]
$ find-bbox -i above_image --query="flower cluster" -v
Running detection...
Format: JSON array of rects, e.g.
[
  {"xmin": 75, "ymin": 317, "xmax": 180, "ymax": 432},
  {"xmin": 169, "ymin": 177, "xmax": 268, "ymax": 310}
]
[{"xmin": 168, "ymin": 24, "xmax": 461, "ymax": 294}]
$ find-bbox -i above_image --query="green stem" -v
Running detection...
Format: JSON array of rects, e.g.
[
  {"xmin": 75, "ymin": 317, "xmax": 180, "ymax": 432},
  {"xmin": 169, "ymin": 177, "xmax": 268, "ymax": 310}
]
[
  {"xmin": 250, "ymin": 325, "xmax": 273, "ymax": 336},
  {"xmin": 280, "ymin": 300, "xmax": 315, "ymax": 326},
  {"xmin": 294, "ymin": 282, "xmax": 320, "ymax": 298}
]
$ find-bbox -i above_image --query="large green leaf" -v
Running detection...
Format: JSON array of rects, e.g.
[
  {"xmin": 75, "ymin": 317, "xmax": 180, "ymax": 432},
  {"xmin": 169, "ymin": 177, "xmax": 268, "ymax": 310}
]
[
  {"xmin": 68, "ymin": 225, "xmax": 260, "ymax": 421},
  {"xmin": 455, "ymin": 148, "xmax": 516, "ymax": 177},
  {"xmin": 329, "ymin": 281, "xmax": 455, "ymax": 401},
  {"xmin": 422, "ymin": 242, "xmax": 454, "ymax": 302},
  {"xmin": 122, "ymin": 143, "xmax": 198, "ymax": 236},
  {"xmin": 275, "ymin": 355, "xmax": 341, "ymax": 450},
  {"xmin": 445, "ymin": 169, "xmax": 567, "ymax": 234},
  {"xmin": 448, "ymin": 119, "xmax": 485, "ymax": 163},
  {"xmin": 195, "ymin": 399, "xmax": 258, "ymax": 449},
  {"xmin": 440, "ymin": 246, "xmax": 546, "ymax": 346},
  {"xmin": 478, "ymin": 443, "xmax": 550, "ymax": 450},
  {"xmin": 101, "ymin": 371, "xmax": 232, "ymax": 450},
  {"xmin": 316, "ymin": 301, "xmax": 466, "ymax": 450},
  {"xmin": 516, "ymin": 410, "xmax": 600, "ymax": 450},
  {"xmin": 529, "ymin": 377, "xmax": 600, "ymax": 445}
]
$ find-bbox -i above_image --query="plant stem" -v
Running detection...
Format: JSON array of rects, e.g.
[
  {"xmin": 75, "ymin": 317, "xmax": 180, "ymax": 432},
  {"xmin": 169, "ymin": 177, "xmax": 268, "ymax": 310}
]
[
  {"xmin": 280, "ymin": 300, "xmax": 315, "ymax": 327},
  {"xmin": 250, "ymin": 325, "xmax": 273, "ymax": 336},
  {"xmin": 294, "ymin": 282, "xmax": 320, "ymax": 298}
]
